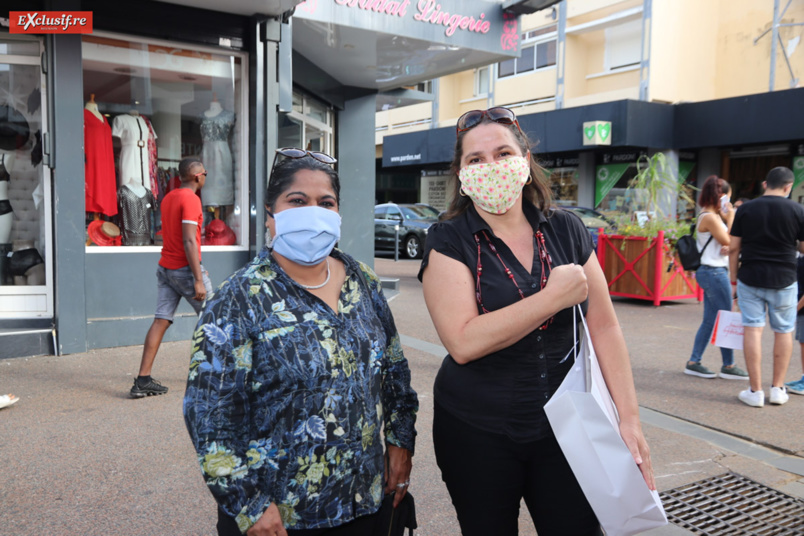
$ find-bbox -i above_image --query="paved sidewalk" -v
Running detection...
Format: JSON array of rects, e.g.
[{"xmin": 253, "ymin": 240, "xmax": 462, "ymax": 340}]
[{"xmin": 0, "ymin": 257, "xmax": 801, "ymax": 535}]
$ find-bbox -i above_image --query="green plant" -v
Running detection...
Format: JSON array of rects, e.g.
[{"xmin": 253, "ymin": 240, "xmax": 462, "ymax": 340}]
[{"xmin": 610, "ymin": 153, "xmax": 697, "ymax": 246}]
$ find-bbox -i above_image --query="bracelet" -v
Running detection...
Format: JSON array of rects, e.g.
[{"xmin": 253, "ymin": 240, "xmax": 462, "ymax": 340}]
[{"xmin": 731, "ymin": 281, "xmax": 737, "ymax": 286}]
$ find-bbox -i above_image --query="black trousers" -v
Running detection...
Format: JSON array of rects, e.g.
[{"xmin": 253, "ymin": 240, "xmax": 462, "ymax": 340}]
[
  {"xmin": 433, "ymin": 402, "xmax": 602, "ymax": 536},
  {"xmin": 217, "ymin": 507, "xmax": 378, "ymax": 536}
]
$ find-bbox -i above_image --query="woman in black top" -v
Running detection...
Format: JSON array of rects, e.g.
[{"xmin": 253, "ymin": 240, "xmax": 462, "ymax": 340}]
[{"xmin": 418, "ymin": 107, "xmax": 654, "ymax": 536}]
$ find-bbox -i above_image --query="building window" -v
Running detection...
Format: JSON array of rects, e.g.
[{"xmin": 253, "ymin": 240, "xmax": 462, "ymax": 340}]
[
  {"xmin": 605, "ymin": 19, "xmax": 642, "ymax": 70},
  {"xmin": 81, "ymin": 34, "xmax": 248, "ymax": 249},
  {"xmin": 474, "ymin": 66, "xmax": 490, "ymax": 96},
  {"xmin": 498, "ymin": 24, "xmax": 557, "ymax": 78},
  {"xmin": 279, "ymin": 90, "xmax": 334, "ymax": 155}
]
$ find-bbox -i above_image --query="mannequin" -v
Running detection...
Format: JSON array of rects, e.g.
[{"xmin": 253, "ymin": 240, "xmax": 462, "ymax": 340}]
[
  {"xmin": 112, "ymin": 110, "xmax": 155, "ymax": 192},
  {"xmin": 84, "ymin": 94, "xmax": 117, "ymax": 219},
  {"xmin": 205, "ymin": 93, "xmax": 223, "ymax": 117},
  {"xmin": 117, "ymin": 176, "xmax": 157, "ymax": 246},
  {"xmin": 84, "ymin": 94, "xmax": 103, "ymax": 121},
  {"xmin": 200, "ymin": 93, "xmax": 235, "ymax": 212},
  {"xmin": 0, "ymin": 151, "xmax": 14, "ymax": 285},
  {"xmin": 0, "ymin": 151, "xmax": 15, "ymax": 244}
]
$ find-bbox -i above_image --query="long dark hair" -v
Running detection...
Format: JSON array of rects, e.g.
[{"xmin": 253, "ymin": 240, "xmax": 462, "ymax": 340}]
[
  {"xmin": 697, "ymin": 175, "xmax": 730, "ymax": 209},
  {"xmin": 265, "ymin": 156, "xmax": 341, "ymax": 210},
  {"xmin": 444, "ymin": 119, "xmax": 551, "ymax": 220}
]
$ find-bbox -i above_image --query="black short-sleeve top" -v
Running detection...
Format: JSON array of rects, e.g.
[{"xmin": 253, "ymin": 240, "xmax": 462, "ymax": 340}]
[{"xmin": 418, "ymin": 202, "xmax": 594, "ymax": 443}]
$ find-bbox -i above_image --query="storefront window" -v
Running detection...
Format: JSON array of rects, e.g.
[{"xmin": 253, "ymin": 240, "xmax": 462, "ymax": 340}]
[
  {"xmin": 548, "ymin": 168, "xmax": 579, "ymax": 206},
  {"xmin": 279, "ymin": 90, "xmax": 333, "ymax": 155},
  {"xmin": 0, "ymin": 35, "xmax": 54, "ymax": 317},
  {"xmin": 81, "ymin": 34, "xmax": 247, "ymax": 249}
]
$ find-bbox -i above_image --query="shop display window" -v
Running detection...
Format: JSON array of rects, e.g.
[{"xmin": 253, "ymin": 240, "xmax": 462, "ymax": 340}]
[
  {"xmin": 81, "ymin": 34, "xmax": 247, "ymax": 249},
  {"xmin": 548, "ymin": 167, "xmax": 579, "ymax": 206},
  {"xmin": 0, "ymin": 35, "xmax": 53, "ymax": 313}
]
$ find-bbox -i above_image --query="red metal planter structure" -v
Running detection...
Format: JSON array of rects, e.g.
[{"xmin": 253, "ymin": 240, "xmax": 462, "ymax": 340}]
[{"xmin": 597, "ymin": 230, "xmax": 702, "ymax": 306}]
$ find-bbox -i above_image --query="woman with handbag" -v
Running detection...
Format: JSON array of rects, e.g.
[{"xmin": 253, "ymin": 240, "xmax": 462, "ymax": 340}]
[
  {"xmin": 418, "ymin": 107, "xmax": 654, "ymax": 536},
  {"xmin": 184, "ymin": 148, "xmax": 419, "ymax": 536},
  {"xmin": 684, "ymin": 176, "xmax": 748, "ymax": 380}
]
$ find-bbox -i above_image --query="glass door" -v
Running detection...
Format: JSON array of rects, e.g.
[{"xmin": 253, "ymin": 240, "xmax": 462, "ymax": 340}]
[{"xmin": 0, "ymin": 34, "xmax": 54, "ymax": 318}]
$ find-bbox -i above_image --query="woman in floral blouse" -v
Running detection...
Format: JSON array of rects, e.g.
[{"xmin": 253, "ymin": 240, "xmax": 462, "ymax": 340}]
[{"xmin": 184, "ymin": 149, "xmax": 418, "ymax": 536}]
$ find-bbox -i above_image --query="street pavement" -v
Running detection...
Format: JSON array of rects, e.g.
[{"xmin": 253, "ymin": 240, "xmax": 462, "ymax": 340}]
[{"xmin": 1, "ymin": 256, "xmax": 803, "ymax": 535}]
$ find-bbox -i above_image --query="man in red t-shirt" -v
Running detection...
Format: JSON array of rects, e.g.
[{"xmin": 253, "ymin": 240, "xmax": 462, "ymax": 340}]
[{"xmin": 130, "ymin": 157, "xmax": 212, "ymax": 398}]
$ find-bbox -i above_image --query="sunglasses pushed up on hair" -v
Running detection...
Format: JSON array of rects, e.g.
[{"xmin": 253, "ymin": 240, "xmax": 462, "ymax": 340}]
[
  {"xmin": 456, "ymin": 106, "xmax": 520, "ymax": 133},
  {"xmin": 269, "ymin": 147, "xmax": 337, "ymax": 185}
]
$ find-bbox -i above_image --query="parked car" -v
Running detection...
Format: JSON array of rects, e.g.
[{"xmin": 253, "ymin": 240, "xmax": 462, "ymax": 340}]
[
  {"xmin": 563, "ymin": 206, "xmax": 616, "ymax": 249},
  {"xmin": 374, "ymin": 203, "xmax": 438, "ymax": 259}
]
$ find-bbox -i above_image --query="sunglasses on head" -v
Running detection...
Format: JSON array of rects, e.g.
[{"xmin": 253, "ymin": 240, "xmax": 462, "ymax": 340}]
[
  {"xmin": 456, "ymin": 107, "xmax": 520, "ymax": 133},
  {"xmin": 269, "ymin": 147, "xmax": 337, "ymax": 185}
]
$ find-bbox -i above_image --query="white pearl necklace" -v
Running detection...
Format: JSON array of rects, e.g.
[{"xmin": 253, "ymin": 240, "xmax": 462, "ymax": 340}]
[{"xmin": 297, "ymin": 259, "xmax": 331, "ymax": 290}]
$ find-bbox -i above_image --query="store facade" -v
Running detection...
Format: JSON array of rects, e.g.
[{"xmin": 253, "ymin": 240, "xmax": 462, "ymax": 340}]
[
  {"xmin": 382, "ymin": 88, "xmax": 804, "ymax": 218},
  {"xmin": 1, "ymin": 0, "xmax": 520, "ymax": 357}
]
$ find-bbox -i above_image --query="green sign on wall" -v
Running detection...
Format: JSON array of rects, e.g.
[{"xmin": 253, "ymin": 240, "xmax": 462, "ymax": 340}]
[
  {"xmin": 794, "ymin": 156, "xmax": 804, "ymax": 191},
  {"xmin": 595, "ymin": 163, "xmax": 631, "ymax": 207}
]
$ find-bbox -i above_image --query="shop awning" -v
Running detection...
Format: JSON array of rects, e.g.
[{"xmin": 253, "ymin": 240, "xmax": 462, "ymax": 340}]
[{"xmin": 291, "ymin": 0, "xmax": 521, "ymax": 92}]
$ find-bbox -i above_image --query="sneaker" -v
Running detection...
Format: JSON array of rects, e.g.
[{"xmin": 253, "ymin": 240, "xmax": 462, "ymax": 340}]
[
  {"xmin": 769, "ymin": 386, "xmax": 789, "ymax": 405},
  {"xmin": 684, "ymin": 362, "xmax": 717, "ymax": 378},
  {"xmin": 784, "ymin": 379, "xmax": 804, "ymax": 395},
  {"xmin": 129, "ymin": 378, "xmax": 168, "ymax": 398},
  {"xmin": 738, "ymin": 389, "xmax": 764, "ymax": 407},
  {"xmin": 719, "ymin": 365, "xmax": 749, "ymax": 380}
]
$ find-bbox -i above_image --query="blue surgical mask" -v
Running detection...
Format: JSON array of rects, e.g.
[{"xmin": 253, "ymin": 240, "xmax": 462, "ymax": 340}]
[{"xmin": 270, "ymin": 206, "xmax": 341, "ymax": 265}]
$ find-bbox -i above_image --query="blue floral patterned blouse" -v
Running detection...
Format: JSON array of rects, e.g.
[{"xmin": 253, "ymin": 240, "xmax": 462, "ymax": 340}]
[{"xmin": 183, "ymin": 248, "xmax": 418, "ymax": 533}]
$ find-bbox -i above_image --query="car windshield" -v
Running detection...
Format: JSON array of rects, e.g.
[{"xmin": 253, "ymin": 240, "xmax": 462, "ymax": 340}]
[
  {"xmin": 400, "ymin": 205, "xmax": 436, "ymax": 220},
  {"xmin": 414, "ymin": 205, "xmax": 440, "ymax": 219}
]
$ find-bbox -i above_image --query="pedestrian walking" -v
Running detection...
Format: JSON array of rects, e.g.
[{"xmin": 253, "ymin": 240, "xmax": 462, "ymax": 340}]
[
  {"xmin": 418, "ymin": 106, "xmax": 653, "ymax": 536},
  {"xmin": 129, "ymin": 157, "xmax": 212, "ymax": 398},
  {"xmin": 785, "ymin": 254, "xmax": 804, "ymax": 395},
  {"xmin": 183, "ymin": 148, "xmax": 418, "ymax": 536},
  {"xmin": 684, "ymin": 176, "xmax": 748, "ymax": 380},
  {"xmin": 729, "ymin": 166, "xmax": 804, "ymax": 407}
]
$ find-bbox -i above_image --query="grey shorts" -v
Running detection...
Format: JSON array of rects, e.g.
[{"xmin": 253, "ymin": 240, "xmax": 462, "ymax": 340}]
[
  {"xmin": 154, "ymin": 265, "xmax": 212, "ymax": 322},
  {"xmin": 797, "ymin": 315, "xmax": 804, "ymax": 343}
]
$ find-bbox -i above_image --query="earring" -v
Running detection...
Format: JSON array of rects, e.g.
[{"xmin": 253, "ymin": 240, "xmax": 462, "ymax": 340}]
[
  {"xmin": 525, "ymin": 176, "xmax": 533, "ymax": 185},
  {"xmin": 459, "ymin": 188, "xmax": 467, "ymax": 197}
]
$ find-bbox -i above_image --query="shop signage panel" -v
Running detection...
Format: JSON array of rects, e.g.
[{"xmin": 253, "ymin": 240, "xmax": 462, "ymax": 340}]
[
  {"xmin": 582, "ymin": 121, "xmax": 612, "ymax": 146},
  {"xmin": 294, "ymin": 0, "xmax": 518, "ymax": 56},
  {"xmin": 10, "ymin": 11, "xmax": 93, "ymax": 34}
]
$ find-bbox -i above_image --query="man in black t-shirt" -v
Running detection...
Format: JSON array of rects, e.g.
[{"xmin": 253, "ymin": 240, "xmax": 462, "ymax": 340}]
[{"xmin": 730, "ymin": 167, "xmax": 804, "ymax": 408}]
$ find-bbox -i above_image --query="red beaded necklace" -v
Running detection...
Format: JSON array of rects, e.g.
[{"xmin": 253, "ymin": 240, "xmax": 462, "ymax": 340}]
[{"xmin": 474, "ymin": 228, "xmax": 554, "ymax": 330}]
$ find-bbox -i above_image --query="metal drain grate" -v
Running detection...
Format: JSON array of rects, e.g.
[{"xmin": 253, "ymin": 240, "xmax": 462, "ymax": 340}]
[{"xmin": 660, "ymin": 472, "xmax": 804, "ymax": 535}]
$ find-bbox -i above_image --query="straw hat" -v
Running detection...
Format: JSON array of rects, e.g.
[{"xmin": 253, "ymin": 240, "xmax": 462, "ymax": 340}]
[{"xmin": 88, "ymin": 220, "xmax": 122, "ymax": 246}]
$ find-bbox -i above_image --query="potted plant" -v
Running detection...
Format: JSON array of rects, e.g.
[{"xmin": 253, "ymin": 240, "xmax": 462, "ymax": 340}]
[{"xmin": 596, "ymin": 153, "xmax": 701, "ymax": 306}]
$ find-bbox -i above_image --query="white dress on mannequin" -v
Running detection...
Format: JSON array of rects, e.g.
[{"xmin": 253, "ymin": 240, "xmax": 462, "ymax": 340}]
[
  {"xmin": 200, "ymin": 103, "xmax": 235, "ymax": 207},
  {"xmin": 112, "ymin": 112, "xmax": 156, "ymax": 191}
]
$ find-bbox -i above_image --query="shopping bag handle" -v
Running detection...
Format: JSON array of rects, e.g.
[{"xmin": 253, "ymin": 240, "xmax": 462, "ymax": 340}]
[{"xmin": 560, "ymin": 304, "xmax": 585, "ymax": 364}]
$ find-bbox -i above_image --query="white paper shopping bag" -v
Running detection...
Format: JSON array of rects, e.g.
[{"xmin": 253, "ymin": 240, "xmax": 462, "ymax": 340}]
[
  {"xmin": 544, "ymin": 306, "xmax": 667, "ymax": 536},
  {"xmin": 710, "ymin": 310, "xmax": 744, "ymax": 350}
]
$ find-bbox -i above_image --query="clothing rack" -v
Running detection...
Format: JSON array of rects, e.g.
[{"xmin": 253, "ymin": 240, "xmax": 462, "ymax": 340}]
[{"xmin": 157, "ymin": 158, "xmax": 182, "ymax": 164}]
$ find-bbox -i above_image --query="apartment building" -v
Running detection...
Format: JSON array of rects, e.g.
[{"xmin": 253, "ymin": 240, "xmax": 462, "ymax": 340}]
[{"xmin": 378, "ymin": 0, "xmax": 804, "ymax": 215}]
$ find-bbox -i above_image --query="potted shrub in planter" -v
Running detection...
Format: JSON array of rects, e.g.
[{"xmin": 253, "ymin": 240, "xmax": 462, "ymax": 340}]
[{"xmin": 596, "ymin": 153, "xmax": 701, "ymax": 306}]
